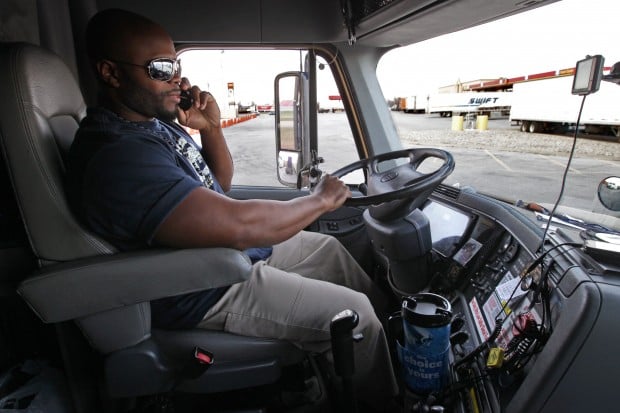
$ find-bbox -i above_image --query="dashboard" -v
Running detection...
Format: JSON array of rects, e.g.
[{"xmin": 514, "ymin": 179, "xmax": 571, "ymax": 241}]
[{"xmin": 397, "ymin": 188, "xmax": 620, "ymax": 413}]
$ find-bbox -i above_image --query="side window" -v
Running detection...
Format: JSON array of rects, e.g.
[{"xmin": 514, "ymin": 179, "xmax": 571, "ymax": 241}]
[{"xmin": 179, "ymin": 49, "xmax": 357, "ymax": 187}]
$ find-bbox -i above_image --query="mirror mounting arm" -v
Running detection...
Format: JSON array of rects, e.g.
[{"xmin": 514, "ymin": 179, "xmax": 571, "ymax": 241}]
[{"xmin": 297, "ymin": 150, "xmax": 324, "ymax": 189}]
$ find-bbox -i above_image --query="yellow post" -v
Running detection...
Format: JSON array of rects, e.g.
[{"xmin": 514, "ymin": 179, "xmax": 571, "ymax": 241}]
[
  {"xmin": 476, "ymin": 115, "xmax": 489, "ymax": 131},
  {"xmin": 451, "ymin": 115, "xmax": 463, "ymax": 131}
]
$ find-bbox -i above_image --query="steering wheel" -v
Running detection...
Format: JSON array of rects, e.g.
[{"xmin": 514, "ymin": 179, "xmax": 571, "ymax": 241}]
[{"xmin": 331, "ymin": 148, "xmax": 455, "ymax": 221}]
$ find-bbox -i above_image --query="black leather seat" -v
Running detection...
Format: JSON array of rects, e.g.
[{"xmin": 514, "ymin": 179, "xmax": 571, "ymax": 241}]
[{"xmin": 0, "ymin": 42, "xmax": 304, "ymax": 403}]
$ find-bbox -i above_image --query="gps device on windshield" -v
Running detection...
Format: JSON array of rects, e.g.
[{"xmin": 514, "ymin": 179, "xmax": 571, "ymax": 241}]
[{"xmin": 572, "ymin": 54, "xmax": 604, "ymax": 95}]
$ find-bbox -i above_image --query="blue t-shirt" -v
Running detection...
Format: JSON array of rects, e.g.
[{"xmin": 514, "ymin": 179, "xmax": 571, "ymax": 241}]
[{"xmin": 68, "ymin": 107, "xmax": 271, "ymax": 329}]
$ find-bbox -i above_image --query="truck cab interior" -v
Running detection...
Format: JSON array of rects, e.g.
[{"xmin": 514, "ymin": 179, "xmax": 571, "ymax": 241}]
[{"xmin": 1, "ymin": 1, "xmax": 620, "ymax": 412}]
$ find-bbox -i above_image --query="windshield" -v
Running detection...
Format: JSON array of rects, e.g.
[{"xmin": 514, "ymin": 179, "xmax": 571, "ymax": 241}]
[{"xmin": 377, "ymin": 0, "xmax": 620, "ymax": 222}]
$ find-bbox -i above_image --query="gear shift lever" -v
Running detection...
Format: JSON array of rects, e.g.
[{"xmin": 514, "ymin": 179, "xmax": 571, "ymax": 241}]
[{"xmin": 330, "ymin": 309, "xmax": 363, "ymax": 413}]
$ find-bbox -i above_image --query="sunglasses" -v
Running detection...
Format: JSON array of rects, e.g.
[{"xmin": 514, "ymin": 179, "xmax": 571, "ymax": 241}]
[{"xmin": 111, "ymin": 57, "xmax": 182, "ymax": 82}]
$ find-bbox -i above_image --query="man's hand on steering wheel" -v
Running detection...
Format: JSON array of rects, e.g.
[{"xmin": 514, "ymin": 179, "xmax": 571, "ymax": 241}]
[{"xmin": 312, "ymin": 174, "xmax": 352, "ymax": 212}]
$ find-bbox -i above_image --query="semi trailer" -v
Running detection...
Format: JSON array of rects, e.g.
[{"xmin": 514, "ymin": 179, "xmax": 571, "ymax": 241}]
[{"xmin": 510, "ymin": 73, "xmax": 620, "ymax": 138}]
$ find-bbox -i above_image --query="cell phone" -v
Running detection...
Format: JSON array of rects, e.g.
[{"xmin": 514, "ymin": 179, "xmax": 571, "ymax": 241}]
[
  {"xmin": 179, "ymin": 89, "xmax": 194, "ymax": 111},
  {"xmin": 571, "ymin": 55, "xmax": 604, "ymax": 96}
]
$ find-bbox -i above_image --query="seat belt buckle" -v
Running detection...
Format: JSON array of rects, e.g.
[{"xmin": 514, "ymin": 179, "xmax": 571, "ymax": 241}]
[
  {"xmin": 194, "ymin": 346, "xmax": 214, "ymax": 366},
  {"xmin": 182, "ymin": 346, "xmax": 214, "ymax": 379}
]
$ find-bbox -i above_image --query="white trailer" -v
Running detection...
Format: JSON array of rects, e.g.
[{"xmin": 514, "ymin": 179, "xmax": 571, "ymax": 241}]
[
  {"xmin": 510, "ymin": 75, "xmax": 620, "ymax": 138},
  {"xmin": 427, "ymin": 92, "xmax": 509, "ymax": 117},
  {"xmin": 400, "ymin": 96, "xmax": 426, "ymax": 113},
  {"xmin": 478, "ymin": 93, "xmax": 512, "ymax": 116}
]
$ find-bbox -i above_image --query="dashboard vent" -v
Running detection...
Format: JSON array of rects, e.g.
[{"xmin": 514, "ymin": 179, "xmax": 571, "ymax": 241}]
[{"xmin": 434, "ymin": 184, "xmax": 461, "ymax": 200}]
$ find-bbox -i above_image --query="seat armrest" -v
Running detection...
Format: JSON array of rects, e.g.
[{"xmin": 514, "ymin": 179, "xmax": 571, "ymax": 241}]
[{"xmin": 17, "ymin": 248, "xmax": 251, "ymax": 323}]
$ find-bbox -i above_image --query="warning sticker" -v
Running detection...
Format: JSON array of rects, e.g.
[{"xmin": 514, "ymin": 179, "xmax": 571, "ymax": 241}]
[{"xmin": 469, "ymin": 297, "xmax": 490, "ymax": 342}]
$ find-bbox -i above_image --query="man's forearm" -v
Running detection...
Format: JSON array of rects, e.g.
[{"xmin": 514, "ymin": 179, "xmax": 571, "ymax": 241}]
[{"xmin": 231, "ymin": 195, "xmax": 330, "ymax": 248}]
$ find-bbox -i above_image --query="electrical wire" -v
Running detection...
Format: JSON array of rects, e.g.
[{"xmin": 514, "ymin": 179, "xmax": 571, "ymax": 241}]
[
  {"xmin": 496, "ymin": 242, "xmax": 581, "ymax": 377},
  {"xmin": 317, "ymin": 49, "xmax": 340, "ymax": 69},
  {"xmin": 514, "ymin": 91, "xmax": 587, "ymax": 375},
  {"xmin": 525, "ymin": 94, "xmax": 588, "ymax": 370},
  {"xmin": 455, "ymin": 240, "xmax": 580, "ymax": 374},
  {"xmin": 447, "ymin": 92, "xmax": 593, "ymax": 403},
  {"xmin": 503, "ymin": 316, "xmax": 547, "ymax": 375},
  {"xmin": 523, "ymin": 241, "xmax": 583, "ymax": 276},
  {"xmin": 538, "ymin": 95, "xmax": 587, "ymax": 253},
  {"xmin": 454, "ymin": 262, "xmax": 534, "ymax": 369}
]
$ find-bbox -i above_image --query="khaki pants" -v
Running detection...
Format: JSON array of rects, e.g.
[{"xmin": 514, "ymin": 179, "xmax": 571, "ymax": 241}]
[{"xmin": 198, "ymin": 230, "xmax": 398, "ymax": 407}]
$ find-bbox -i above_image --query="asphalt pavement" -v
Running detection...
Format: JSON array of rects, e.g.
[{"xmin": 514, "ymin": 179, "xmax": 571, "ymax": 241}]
[{"xmin": 221, "ymin": 112, "xmax": 620, "ymax": 212}]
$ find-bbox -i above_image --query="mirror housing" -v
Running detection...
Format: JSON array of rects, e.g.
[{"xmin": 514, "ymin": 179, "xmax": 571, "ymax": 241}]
[
  {"xmin": 598, "ymin": 176, "xmax": 620, "ymax": 211},
  {"xmin": 275, "ymin": 71, "xmax": 310, "ymax": 187}
]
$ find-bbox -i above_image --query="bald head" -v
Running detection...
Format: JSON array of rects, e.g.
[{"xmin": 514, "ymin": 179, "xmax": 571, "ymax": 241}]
[
  {"xmin": 84, "ymin": 9, "xmax": 181, "ymax": 121},
  {"xmin": 86, "ymin": 9, "xmax": 171, "ymax": 68}
]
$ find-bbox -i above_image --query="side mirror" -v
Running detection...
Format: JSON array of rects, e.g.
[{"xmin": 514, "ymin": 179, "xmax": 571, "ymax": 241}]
[
  {"xmin": 598, "ymin": 176, "xmax": 620, "ymax": 211},
  {"xmin": 275, "ymin": 72, "xmax": 309, "ymax": 187}
]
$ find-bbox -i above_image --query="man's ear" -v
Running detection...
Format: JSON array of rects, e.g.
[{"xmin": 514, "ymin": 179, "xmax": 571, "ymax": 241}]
[{"xmin": 97, "ymin": 60, "xmax": 121, "ymax": 88}]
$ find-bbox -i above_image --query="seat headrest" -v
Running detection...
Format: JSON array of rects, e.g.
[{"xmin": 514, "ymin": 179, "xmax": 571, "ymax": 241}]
[
  {"xmin": 0, "ymin": 42, "xmax": 115, "ymax": 264},
  {"xmin": 6, "ymin": 43, "xmax": 85, "ymax": 120}
]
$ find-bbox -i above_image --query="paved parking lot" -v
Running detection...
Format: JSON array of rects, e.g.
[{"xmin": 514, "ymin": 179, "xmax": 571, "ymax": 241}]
[{"xmin": 221, "ymin": 112, "xmax": 620, "ymax": 211}]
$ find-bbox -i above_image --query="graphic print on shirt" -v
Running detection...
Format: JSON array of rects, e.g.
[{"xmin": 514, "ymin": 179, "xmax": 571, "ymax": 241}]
[{"xmin": 176, "ymin": 135, "xmax": 214, "ymax": 189}]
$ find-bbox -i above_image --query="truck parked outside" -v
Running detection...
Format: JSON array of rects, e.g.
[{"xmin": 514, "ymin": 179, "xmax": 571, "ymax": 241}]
[
  {"xmin": 394, "ymin": 96, "xmax": 426, "ymax": 113},
  {"xmin": 510, "ymin": 74, "xmax": 620, "ymax": 138},
  {"xmin": 427, "ymin": 92, "xmax": 509, "ymax": 117}
]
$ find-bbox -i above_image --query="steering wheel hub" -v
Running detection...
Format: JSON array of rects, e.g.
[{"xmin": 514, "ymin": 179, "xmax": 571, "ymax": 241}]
[{"xmin": 381, "ymin": 171, "xmax": 399, "ymax": 182}]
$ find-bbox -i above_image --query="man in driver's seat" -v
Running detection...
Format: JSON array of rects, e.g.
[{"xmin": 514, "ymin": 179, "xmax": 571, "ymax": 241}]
[{"xmin": 67, "ymin": 8, "xmax": 398, "ymax": 411}]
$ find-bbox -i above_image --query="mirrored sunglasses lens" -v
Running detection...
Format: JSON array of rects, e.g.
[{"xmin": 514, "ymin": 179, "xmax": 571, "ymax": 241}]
[
  {"xmin": 148, "ymin": 60, "xmax": 175, "ymax": 81},
  {"xmin": 175, "ymin": 60, "xmax": 182, "ymax": 77}
]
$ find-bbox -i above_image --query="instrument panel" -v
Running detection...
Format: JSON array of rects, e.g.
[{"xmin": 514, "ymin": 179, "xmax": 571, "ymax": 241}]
[{"xmin": 413, "ymin": 200, "xmax": 620, "ymax": 412}]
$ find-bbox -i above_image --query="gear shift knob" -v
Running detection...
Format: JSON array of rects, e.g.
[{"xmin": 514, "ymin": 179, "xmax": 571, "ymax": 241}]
[
  {"xmin": 331, "ymin": 309, "xmax": 359, "ymax": 333},
  {"xmin": 330, "ymin": 309, "xmax": 360, "ymax": 377},
  {"xmin": 330, "ymin": 309, "xmax": 362, "ymax": 413}
]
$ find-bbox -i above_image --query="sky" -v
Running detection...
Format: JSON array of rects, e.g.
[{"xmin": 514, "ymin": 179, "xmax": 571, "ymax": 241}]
[
  {"xmin": 377, "ymin": 0, "xmax": 620, "ymax": 98},
  {"xmin": 181, "ymin": 0, "xmax": 620, "ymax": 105},
  {"xmin": 181, "ymin": 49, "xmax": 304, "ymax": 105}
]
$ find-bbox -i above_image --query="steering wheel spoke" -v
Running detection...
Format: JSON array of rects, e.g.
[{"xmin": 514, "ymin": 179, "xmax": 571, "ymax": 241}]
[{"xmin": 331, "ymin": 148, "xmax": 455, "ymax": 220}]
